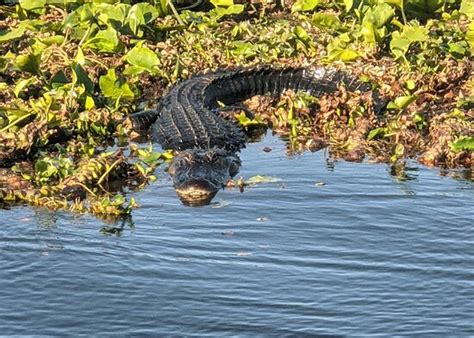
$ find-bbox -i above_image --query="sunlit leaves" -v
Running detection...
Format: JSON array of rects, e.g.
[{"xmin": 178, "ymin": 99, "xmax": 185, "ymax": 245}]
[
  {"xmin": 124, "ymin": 45, "xmax": 160, "ymax": 75},
  {"xmin": 342, "ymin": 0, "xmax": 362, "ymax": 12},
  {"xmin": 360, "ymin": 3, "xmax": 394, "ymax": 46},
  {"xmin": 209, "ymin": 0, "xmax": 244, "ymax": 18},
  {"xmin": 387, "ymin": 95, "xmax": 417, "ymax": 110},
  {"xmin": 291, "ymin": 0, "xmax": 320, "ymax": 12},
  {"xmin": 311, "ymin": 13, "xmax": 343, "ymax": 31},
  {"xmin": 99, "ymin": 68, "xmax": 134, "ymax": 101},
  {"xmin": 72, "ymin": 63, "xmax": 94, "ymax": 94},
  {"xmin": 34, "ymin": 154, "xmax": 74, "ymax": 185},
  {"xmin": 466, "ymin": 22, "xmax": 474, "ymax": 51},
  {"xmin": 19, "ymin": 0, "xmax": 46, "ymax": 12},
  {"xmin": 390, "ymin": 23, "xmax": 429, "ymax": 60},
  {"xmin": 460, "ymin": 0, "xmax": 474, "ymax": 18},
  {"xmin": 326, "ymin": 33, "xmax": 361, "ymax": 62},
  {"xmin": 231, "ymin": 41, "xmax": 261, "ymax": 58},
  {"xmin": 83, "ymin": 28, "xmax": 121, "ymax": 52},
  {"xmin": 293, "ymin": 26, "xmax": 312, "ymax": 48},
  {"xmin": 14, "ymin": 78, "xmax": 37, "ymax": 98},
  {"xmin": 405, "ymin": 0, "xmax": 444, "ymax": 17},
  {"xmin": 210, "ymin": 0, "xmax": 235, "ymax": 7},
  {"xmin": 0, "ymin": 25, "xmax": 26, "ymax": 43},
  {"xmin": 127, "ymin": 3, "xmax": 160, "ymax": 37},
  {"xmin": 210, "ymin": 5, "xmax": 245, "ymax": 19},
  {"xmin": 451, "ymin": 137, "xmax": 474, "ymax": 152},
  {"xmin": 15, "ymin": 53, "xmax": 41, "ymax": 75}
]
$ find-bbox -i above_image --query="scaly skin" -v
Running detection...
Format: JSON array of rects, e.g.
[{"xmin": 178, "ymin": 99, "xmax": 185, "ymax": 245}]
[{"xmin": 131, "ymin": 66, "xmax": 385, "ymax": 205}]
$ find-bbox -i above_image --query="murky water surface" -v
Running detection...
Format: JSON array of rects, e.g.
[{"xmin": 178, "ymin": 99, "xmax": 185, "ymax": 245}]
[{"xmin": 1, "ymin": 135, "xmax": 473, "ymax": 335}]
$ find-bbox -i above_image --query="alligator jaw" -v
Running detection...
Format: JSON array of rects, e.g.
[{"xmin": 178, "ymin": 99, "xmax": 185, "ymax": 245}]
[{"xmin": 174, "ymin": 179, "xmax": 219, "ymax": 206}]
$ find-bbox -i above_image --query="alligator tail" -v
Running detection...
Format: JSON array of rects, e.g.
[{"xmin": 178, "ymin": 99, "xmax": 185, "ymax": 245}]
[{"xmin": 204, "ymin": 67, "xmax": 386, "ymax": 114}]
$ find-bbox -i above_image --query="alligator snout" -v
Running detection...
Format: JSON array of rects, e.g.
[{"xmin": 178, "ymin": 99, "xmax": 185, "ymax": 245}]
[{"xmin": 174, "ymin": 179, "xmax": 218, "ymax": 206}]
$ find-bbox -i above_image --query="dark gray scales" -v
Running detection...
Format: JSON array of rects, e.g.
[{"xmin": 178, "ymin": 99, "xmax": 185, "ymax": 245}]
[{"xmin": 133, "ymin": 66, "xmax": 383, "ymax": 151}]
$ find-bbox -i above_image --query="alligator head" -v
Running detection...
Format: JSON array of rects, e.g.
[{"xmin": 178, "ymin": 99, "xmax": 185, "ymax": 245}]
[{"xmin": 168, "ymin": 148, "xmax": 241, "ymax": 206}]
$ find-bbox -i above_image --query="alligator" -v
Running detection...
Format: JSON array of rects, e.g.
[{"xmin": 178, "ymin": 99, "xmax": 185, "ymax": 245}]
[{"xmin": 130, "ymin": 66, "xmax": 385, "ymax": 206}]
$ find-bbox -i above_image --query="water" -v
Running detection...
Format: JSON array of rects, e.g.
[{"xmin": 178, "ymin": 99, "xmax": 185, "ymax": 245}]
[{"xmin": 1, "ymin": 135, "xmax": 473, "ymax": 336}]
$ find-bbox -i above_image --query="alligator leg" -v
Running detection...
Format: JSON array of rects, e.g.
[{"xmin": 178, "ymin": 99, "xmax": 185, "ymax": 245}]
[
  {"xmin": 128, "ymin": 109, "xmax": 159, "ymax": 131},
  {"xmin": 214, "ymin": 105, "xmax": 255, "ymax": 121}
]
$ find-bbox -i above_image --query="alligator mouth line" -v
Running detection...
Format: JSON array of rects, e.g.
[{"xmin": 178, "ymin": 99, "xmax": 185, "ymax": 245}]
[{"xmin": 175, "ymin": 179, "xmax": 219, "ymax": 206}]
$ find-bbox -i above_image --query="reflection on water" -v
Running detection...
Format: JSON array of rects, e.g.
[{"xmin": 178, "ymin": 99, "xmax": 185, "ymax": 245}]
[{"xmin": 0, "ymin": 134, "xmax": 473, "ymax": 336}]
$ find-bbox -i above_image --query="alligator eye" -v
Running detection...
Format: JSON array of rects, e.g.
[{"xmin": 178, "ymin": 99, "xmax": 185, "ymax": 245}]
[{"xmin": 229, "ymin": 161, "xmax": 240, "ymax": 177}]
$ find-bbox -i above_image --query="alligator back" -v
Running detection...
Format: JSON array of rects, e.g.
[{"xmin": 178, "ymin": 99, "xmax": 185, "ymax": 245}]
[{"xmin": 151, "ymin": 67, "xmax": 379, "ymax": 152}]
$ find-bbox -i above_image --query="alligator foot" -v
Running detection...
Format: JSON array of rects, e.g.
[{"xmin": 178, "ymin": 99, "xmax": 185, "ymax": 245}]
[{"xmin": 128, "ymin": 109, "xmax": 159, "ymax": 132}]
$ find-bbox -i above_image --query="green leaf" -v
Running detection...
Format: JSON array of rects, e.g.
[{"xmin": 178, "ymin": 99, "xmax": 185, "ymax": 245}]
[
  {"xmin": 210, "ymin": 0, "xmax": 234, "ymax": 7},
  {"xmin": 327, "ymin": 48, "xmax": 361, "ymax": 62},
  {"xmin": 338, "ymin": 49, "xmax": 361, "ymax": 61},
  {"xmin": 98, "ymin": 3, "xmax": 130, "ymax": 30},
  {"xmin": 403, "ymin": 24, "xmax": 429, "ymax": 42},
  {"xmin": 75, "ymin": 47, "xmax": 86, "ymax": 65},
  {"xmin": 312, "ymin": 13, "xmax": 342, "ymax": 30},
  {"xmin": 14, "ymin": 78, "xmax": 36, "ymax": 98},
  {"xmin": 394, "ymin": 143, "xmax": 405, "ymax": 157},
  {"xmin": 466, "ymin": 22, "xmax": 474, "ymax": 50},
  {"xmin": 38, "ymin": 35, "xmax": 64, "ymax": 46},
  {"xmin": 405, "ymin": 0, "xmax": 444, "ymax": 16},
  {"xmin": 342, "ymin": 0, "xmax": 363, "ymax": 11},
  {"xmin": 360, "ymin": 3, "xmax": 393, "ymax": 46},
  {"xmin": 72, "ymin": 63, "xmax": 94, "ymax": 94},
  {"xmin": 405, "ymin": 79, "xmax": 416, "ymax": 91},
  {"xmin": 451, "ymin": 137, "xmax": 474, "ymax": 152},
  {"xmin": 84, "ymin": 28, "xmax": 120, "ymax": 52},
  {"xmin": 294, "ymin": 26, "xmax": 312, "ymax": 46},
  {"xmin": 127, "ymin": 4, "xmax": 145, "ymax": 36},
  {"xmin": 390, "ymin": 31, "xmax": 411, "ymax": 59},
  {"xmin": 363, "ymin": 3, "xmax": 394, "ymax": 28},
  {"xmin": 20, "ymin": 0, "xmax": 46, "ymax": 11},
  {"xmin": 367, "ymin": 127, "xmax": 385, "ymax": 140},
  {"xmin": 448, "ymin": 42, "xmax": 467, "ymax": 58},
  {"xmin": 231, "ymin": 41, "xmax": 259, "ymax": 57},
  {"xmin": 123, "ymin": 65, "xmax": 147, "ymax": 76},
  {"xmin": 291, "ymin": 0, "xmax": 320, "ymax": 12},
  {"xmin": 99, "ymin": 68, "xmax": 134, "ymax": 101},
  {"xmin": 0, "ymin": 25, "xmax": 26, "ymax": 43},
  {"xmin": 246, "ymin": 175, "xmax": 282, "ymax": 185},
  {"xmin": 50, "ymin": 70, "xmax": 69, "ymax": 89},
  {"xmin": 15, "ymin": 53, "xmax": 41, "ymax": 75},
  {"xmin": 390, "ymin": 23, "xmax": 429, "ymax": 59},
  {"xmin": 85, "ymin": 95, "xmax": 95, "ymax": 110},
  {"xmin": 387, "ymin": 95, "xmax": 417, "ymax": 109},
  {"xmin": 211, "ymin": 4, "xmax": 244, "ymax": 17},
  {"xmin": 343, "ymin": 0, "xmax": 353, "ymax": 11},
  {"xmin": 126, "ymin": 45, "xmax": 160, "ymax": 73},
  {"xmin": 226, "ymin": 4, "xmax": 245, "ymax": 15},
  {"xmin": 132, "ymin": 3, "xmax": 159, "ymax": 24},
  {"xmin": 460, "ymin": 0, "xmax": 474, "ymax": 19}
]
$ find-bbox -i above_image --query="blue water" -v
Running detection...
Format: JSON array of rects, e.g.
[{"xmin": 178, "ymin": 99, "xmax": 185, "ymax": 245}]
[{"xmin": 1, "ymin": 135, "xmax": 473, "ymax": 335}]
